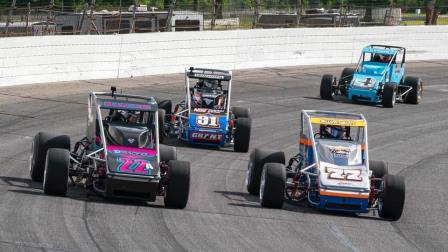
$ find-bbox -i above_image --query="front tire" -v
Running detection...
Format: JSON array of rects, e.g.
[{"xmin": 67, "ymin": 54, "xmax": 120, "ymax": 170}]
[
  {"xmin": 234, "ymin": 118, "xmax": 251, "ymax": 153},
  {"xmin": 160, "ymin": 144, "xmax": 177, "ymax": 162},
  {"xmin": 378, "ymin": 174, "xmax": 405, "ymax": 220},
  {"xmin": 338, "ymin": 68, "xmax": 355, "ymax": 96},
  {"xmin": 382, "ymin": 84, "xmax": 397, "ymax": 108},
  {"xmin": 260, "ymin": 163, "xmax": 286, "ymax": 209},
  {"xmin": 158, "ymin": 109, "xmax": 166, "ymax": 144},
  {"xmin": 164, "ymin": 160, "xmax": 190, "ymax": 209},
  {"xmin": 43, "ymin": 148, "xmax": 70, "ymax": 196},
  {"xmin": 369, "ymin": 160, "xmax": 388, "ymax": 189},
  {"xmin": 403, "ymin": 76, "xmax": 423, "ymax": 104},
  {"xmin": 246, "ymin": 149, "xmax": 285, "ymax": 195},
  {"xmin": 320, "ymin": 74, "xmax": 335, "ymax": 100},
  {"xmin": 30, "ymin": 132, "xmax": 70, "ymax": 182},
  {"xmin": 231, "ymin": 107, "xmax": 250, "ymax": 119}
]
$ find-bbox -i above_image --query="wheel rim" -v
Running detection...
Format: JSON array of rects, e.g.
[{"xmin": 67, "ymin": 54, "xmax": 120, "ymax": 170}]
[
  {"xmin": 417, "ymin": 82, "xmax": 422, "ymax": 101},
  {"xmin": 245, "ymin": 160, "xmax": 253, "ymax": 187},
  {"xmin": 392, "ymin": 91, "xmax": 396, "ymax": 106},
  {"xmin": 259, "ymin": 168, "xmax": 266, "ymax": 201},
  {"xmin": 29, "ymin": 140, "xmax": 35, "ymax": 173}
]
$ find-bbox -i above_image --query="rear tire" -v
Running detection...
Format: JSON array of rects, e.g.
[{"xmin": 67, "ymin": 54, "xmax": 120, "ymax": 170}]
[
  {"xmin": 260, "ymin": 163, "xmax": 286, "ymax": 208},
  {"xmin": 158, "ymin": 109, "xmax": 166, "ymax": 144},
  {"xmin": 30, "ymin": 132, "xmax": 70, "ymax": 182},
  {"xmin": 157, "ymin": 99, "xmax": 172, "ymax": 114},
  {"xmin": 231, "ymin": 107, "xmax": 250, "ymax": 118},
  {"xmin": 234, "ymin": 118, "xmax": 251, "ymax": 153},
  {"xmin": 164, "ymin": 160, "xmax": 190, "ymax": 209},
  {"xmin": 320, "ymin": 74, "xmax": 335, "ymax": 100},
  {"xmin": 246, "ymin": 149, "xmax": 285, "ymax": 195},
  {"xmin": 43, "ymin": 148, "xmax": 69, "ymax": 196},
  {"xmin": 160, "ymin": 144, "xmax": 177, "ymax": 162},
  {"xmin": 369, "ymin": 160, "xmax": 388, "ymax": 189},
  {"xmin": 382, "ymin": 84, "xmax": 397, "ymax": 108},
  {"xmin": 403, "ymin": 76, "xmax": 422, "ymax": 104},
  {"xmin": 379, "ymin": 174, "xmax": 405, "ymax": 220},
  {"xmin": 338, "ymin": 68, "xmax": 355, "ymax": 96}
]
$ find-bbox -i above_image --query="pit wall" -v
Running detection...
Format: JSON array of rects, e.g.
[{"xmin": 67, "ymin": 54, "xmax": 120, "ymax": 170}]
[{"xmin": 1, "ymin": 25, "xmax": 447, "ymax": 86}]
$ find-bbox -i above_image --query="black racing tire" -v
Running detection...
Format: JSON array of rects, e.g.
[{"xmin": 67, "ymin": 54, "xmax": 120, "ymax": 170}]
[
  {"xmin": 158, "ymin": 109, "xmax": 166, "ymax": 144},
  {"xmin": 369, "ymin": 160, "xmax": 388, "ymax": 178},
  {"xmin": 382, "ymin": 84, "xmax": 397, "ymax": 108},
  {"xmin": 260, "ymin": 163, "xmax": 286, "ymax": 209},
  {"xmin": 338, "ymin": 68, "xmax": 355, "ymax": 96},
  {"xmin": 234, "ymin": 118, "xmax": 251, "ymax": 153},
  {"xmin": 231, "ymin": 107, "xmax": 250, "ymax": 119},
  {"xmin": 320, "ymin": 74, "xmax": 335, "ymax": 100},
  {"xmin": 157, "ymin": 99, "xmax": 172, "ymax": 114},
  {"xmin": 403, "ymin": 76, "xmax": 423, "ymax": 104},
  {"xmin": 160, "ymin": 144, "xmax": 177, "ymax": 162},
  {"xmin": 379, "ymin": 174, "xmax": 406, "ymax": 220},
  {"xmin": 164, "ymin": 160, "xmax": 190, "ymax": 209},
  {"xmin": 43, "ymin": 148, "xmax": 69, "ymax": 196},
  {"xmin": 30, "ymin": 132, "xmax": 71, "ymax": 182},
  {"xmin": 369, "ymin": 160, "xmax": 389, "ymax": 189},
  {"xmin": 246, "ymin": 149, "xmax": 285, "ymax": 195}
]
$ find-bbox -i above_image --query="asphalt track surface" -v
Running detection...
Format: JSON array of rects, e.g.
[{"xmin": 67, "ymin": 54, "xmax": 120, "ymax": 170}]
[{"xmin": 0, "ymin": 61, "xmax": 447, "ymax": 252}]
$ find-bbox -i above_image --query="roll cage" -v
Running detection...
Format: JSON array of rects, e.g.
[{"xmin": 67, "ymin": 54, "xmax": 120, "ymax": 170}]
[
  {"xmin": 355, "ymin": 45, "xmax": 406, "ymax": 77},
  {"xmin": 81, "ymin": 91, "xmax": 161, "ymax": 179},
  {"xmin": 185, "ymin": 67, "xmax": 233, "ymax": 119}
]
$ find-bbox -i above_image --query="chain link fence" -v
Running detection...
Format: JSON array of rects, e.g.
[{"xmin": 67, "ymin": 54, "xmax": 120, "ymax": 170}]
[{"xmin": 0, "ymin": 1, "xmax": 447, "ymax": 37}]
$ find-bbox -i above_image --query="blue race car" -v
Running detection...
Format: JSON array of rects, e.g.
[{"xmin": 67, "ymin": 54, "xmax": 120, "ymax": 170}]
[
  {"xmin": 158, "ymin": 67, "xmax": 251, "ymax": 152},
  {"xmin": 246, "ymin": 110, "xmax": 405, "ymax": 220},
  {"xmin": 320, "ymin": 45, "xmax": 423, "ymax": 108}
]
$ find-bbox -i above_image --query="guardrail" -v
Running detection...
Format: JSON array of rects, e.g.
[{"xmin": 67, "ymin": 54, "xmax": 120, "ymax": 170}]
[{"xmin": 0, "ymin": 25, "xmax": 447, "ymax": 86}]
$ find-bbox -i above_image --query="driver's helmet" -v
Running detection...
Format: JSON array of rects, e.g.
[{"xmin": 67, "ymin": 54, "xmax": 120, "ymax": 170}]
[
  {"xmin": 123, "ymin": 111, "xmax": 139, "ymax": 123},
  {"xmin": 378, "ymin": 54, "xmax": 391, "ymax": 63},
  {"xmin": 322, "ymin": 125, "xmax": 344, "ymax": 139},
  {"xmin": 192, "ymin": 92, "xmax": 202, "ymax": 108}
]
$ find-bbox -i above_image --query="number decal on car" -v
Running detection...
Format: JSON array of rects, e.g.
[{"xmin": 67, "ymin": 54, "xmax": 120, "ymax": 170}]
[
  {"xmin": 196, "ymin": 115, "xmax": 220, "ymax": 128},
  {"xmin": 116, "ymin": 157, "xmax": 152, "ymax": 174},
  {"xmin": 325, "ymin": 167, "xmax": 362, "ymax": 181}
]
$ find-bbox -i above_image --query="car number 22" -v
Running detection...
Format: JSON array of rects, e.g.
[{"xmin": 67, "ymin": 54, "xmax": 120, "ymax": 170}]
[
  {"xmin": 196, "ymin": 115, "xmax": 220, "ymax": 128},
  {"xmin": 325, "ymin": 167, "xmax": 362, "ymax": 181}
]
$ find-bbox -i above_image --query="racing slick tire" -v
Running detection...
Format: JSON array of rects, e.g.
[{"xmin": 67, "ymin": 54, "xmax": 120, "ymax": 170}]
[
  {"xmin": 260, "ymin": 163, "xmax": 286, "ymax": 209},
  {"xmin": 382, "ymin": 84, "xmax": 397, "ymax": 108},
  {"xmin": 403, "ymin": 76, "xmax": 423, "ymax": 104},
  {"xmin": 158, "ymin": 109, "xmax": 166, "ymax": 143},
  {"xmin": 160, "ymin": 144, "xmax": 177, "ymax": 162},
  {"xmin": 30, "ymin": 132, "xmax": 71, "ymax": 182},
  {"xmin": 338, "ymin": 68, "xmax": 355, "ymax": 96},
  {"xmin": 43, "ymin": 148, "xmax": 70, "ymax": 196},
  {"xmin": 369, "ymin": 160, "xmax": 389, "ymax": 189},
  {"xmin": 234, "ymin": 118, "xmax": 251, "ymax": 153},
  {"xmin": 164, "ymin": 160, "xmax": 190, "ymax": 209},
  {"xmin": 320, "ymin": 74, "xmax": 335, "ymax": 100},
  {"xmin": 246, "ymin": 149, "xmax": 285, "ymax": 195},
  {"xmin": 157, "ymin": 99, "xmax": 172, "ymax": 114},
  {"xmin": 379, "ymin": 174, "xmax": 405, "ymax": 220},
  {"xmin": 231, "ymin": 107, "xmax": 250, "ymax": 119}
]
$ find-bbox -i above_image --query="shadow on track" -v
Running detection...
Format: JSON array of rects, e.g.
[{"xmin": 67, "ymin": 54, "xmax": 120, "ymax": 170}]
[{"xmin": 0, "ymin": 175, "xmax": 165, "ymax": 208}]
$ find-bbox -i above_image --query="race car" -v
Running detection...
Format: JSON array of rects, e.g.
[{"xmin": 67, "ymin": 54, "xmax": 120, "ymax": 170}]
[
  {"xmin": 320, "ymin": 45, "xmax": 423, "ymax": 108},
  {"xmin": 157, "ymin": 67, "xmax": 251, "ymax": 152},
  {"xmin": 29, "ymin": 87, "xmax": 190, "ymax": 208},
  {"xmin": 246, "ymin": 110, "xmax": 405, "ymax": 220}
]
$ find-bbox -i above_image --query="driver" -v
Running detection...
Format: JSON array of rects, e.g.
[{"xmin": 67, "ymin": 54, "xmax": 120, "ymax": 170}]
[
  {"xmin": 373, "ymin": 54, "xmax": 391, "ymax": 63},
  {"xmin": 125, "ymin": 111, "xmax": 139, "ymax": 123},
  {"xmin": 321, "ymin": 125, "xmax": 344, "ymax": 139}
]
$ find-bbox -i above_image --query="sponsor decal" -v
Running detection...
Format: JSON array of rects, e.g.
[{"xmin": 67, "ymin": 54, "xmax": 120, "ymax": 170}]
[
  {"xmin": 192, "ymin": 73, "xmax": 226, "ymax": 79},
  {"xmin": 107, "ymin": 145, "xmax": 157, "ymax": 157},
  {"xmin": 310, "ymin": 117, "xmax": 365, "ymax": 127},
  {"xmin": 329, "ymin": 146, "xmax": 350, "ymax": 158},
  {"xmin": 193, "ymin": 108, "xmax": 208, "ymax": 113},
  {"xmin": 128, "ymin": 138, "xmax": 135, "ymax": 144},
  {"xmin": 103, "ymin": 101, "xmax": 152, "ymax": 110},
  {"xmin": 190, "ymin": 132, "xmax": 223, "ymax": 142}
]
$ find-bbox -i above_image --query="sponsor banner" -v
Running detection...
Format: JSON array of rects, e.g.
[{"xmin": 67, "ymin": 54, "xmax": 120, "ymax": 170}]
[
  {"xmin": 190, "ymin": 132, "xmax": 224, "ymax": 142},
  {"xmin": 310, "ymin": 117, "xmax": 365, "ymax": 127},
  {"xmin": 102, "ymin": 100, "xmax": 155, "ymax": 111}
]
